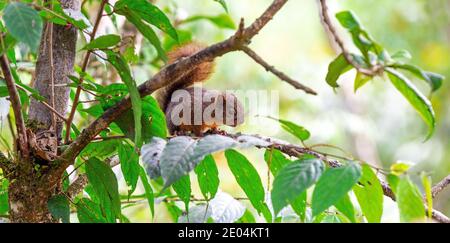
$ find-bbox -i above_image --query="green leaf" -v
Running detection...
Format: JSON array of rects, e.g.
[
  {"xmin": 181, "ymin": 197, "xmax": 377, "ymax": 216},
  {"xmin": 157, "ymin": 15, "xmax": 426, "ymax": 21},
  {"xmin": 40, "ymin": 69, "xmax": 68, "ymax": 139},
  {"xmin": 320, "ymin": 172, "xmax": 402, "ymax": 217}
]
[
  {"xmin": 106, "ymin": 51, "xmax": 143, "ymax": 147},
  {"xmin": 312, "ymin": 162, "xmax": 362, "ymax": 217},
  {"xmin": 290, "ymin": 191, "xmax": 307, "ymax": 221},
  {"xmin": 76, "ymin": 198, "xmax": 108, "ymax": 223},
  {"xmin": 386, "ymin": 68, "xmax": 436, "ymax": 139},
  {"xmin": 139, "ymin": 166, "xmax": 155, "ymax": 218},
  {"xmin": 194, "ymin": 155, "xmax": 220, "ymax": 200},
  {"xmin": 225, "ymin": 149, "xmax": 272, "ymax": 222},
  {"xmin": 393, "ymin": 64, "xmax": 444, "ymax": 92},
  {"xmin": 390, "ymin": 161, "xmax": 411, "ymax": 176},
  {"xmin": 113, "ymin": 96, "xmax": 167, "ymax": 144},
  {"xmin": 335, "ymin": 11, "xmax": 361, "ymax": 32},
  {"xmin": 334, "ymin": 194, "xmax": 356, "ymax": 223},
  {"xmin": 213, "ymin": 0, "xmax": 229, "ymax": 12},
  {"xmin": 396, "ymin": 176, "xmax": 426, "ymax": 222},
  {"xmin": 4, "ymin": 2, "xmax": 42, "ymax": 52},
  {"xmin": 391, "ymin": 50, "xmax": 412, "ymax": 61},
  {"xmin": 326, "ymin": 54, "xmax": 352, "ymax": 88},
  {"xmin": 81, "ymin": 34, "xmax": 121, "ymax": 51},
  {"xmin": 183, "ymin": 14, "xmax": 235, "ymax": 30},
  {"xmin": 86, "ymin": 157, "xmax": 121, "ymax": 221},
  {"xmin": 123, "ymin": 10, "xmax": 167, "ymax": 62},
  {"xmin": 270, "ymin": 118, "xmax": 310, "ymax": 142},
  {"xmin": 0, "ymin": 180, "xmax": 9, "ymax": 215},
  {"xmin": 159, "ymin": 136, "xmax": 198, "ymax": 187},
  {"xmin": 119, "ymin": 142, "xmax": 140, "ymax": 196},
  {"xmin": 172, "ymin": 175, "xmax": 191, "ymax": 211},
  {"xmin": 352, "ymin": 164, "xmax": 383, "ymax": 223},
  {"xmin": 271, "ymin": 159, "xmax": 324, "ymax": 215},
  {"xmin": 264, "ymin": 149, "xmax": 291, "ymax": 176},
  {"xmin": 0, "ymin": 34, "xmax": 17, "ymax": 56},
  {"xmin": 335, "ymin": 11, "xmax": 381, "ymax": 58},
  {"xmin": 47, "ymin": 195, "xmax": 70, "ymax": 223},
  {"xmin": 421, "ymin": 173, "xmax": 432, "ymax": 219},
  {"xmin": 115, "ymin": 0, "xmax": 178, "ymax": 42},
  {"xmin": 354, "ymin": 72, "xmax": 372, "ymax": 92},
  {"xmin": 236, "ymin": 210, "xmax": 256, "ymax": 223}
]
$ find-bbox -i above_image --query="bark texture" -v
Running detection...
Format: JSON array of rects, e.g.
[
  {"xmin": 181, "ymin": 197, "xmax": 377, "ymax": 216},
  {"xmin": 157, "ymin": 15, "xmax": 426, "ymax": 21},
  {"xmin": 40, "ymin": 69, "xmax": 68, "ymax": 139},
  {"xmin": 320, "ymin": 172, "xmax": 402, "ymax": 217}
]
[
  {"xmin": 28, "ymin": 0, "xmax": 80, "ymax": 136},
  {"xmin": 8, "ymin": 0, "xmax": 80, "ymax": 223}
]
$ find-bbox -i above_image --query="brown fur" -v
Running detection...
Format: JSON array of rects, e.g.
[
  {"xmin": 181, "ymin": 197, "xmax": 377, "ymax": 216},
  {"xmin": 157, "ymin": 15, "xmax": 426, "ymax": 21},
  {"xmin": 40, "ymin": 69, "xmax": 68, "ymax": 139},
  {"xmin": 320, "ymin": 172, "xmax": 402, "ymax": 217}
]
[{"xmin": 156, "ymin": 43, "xmax": 243, "ymax": 136}]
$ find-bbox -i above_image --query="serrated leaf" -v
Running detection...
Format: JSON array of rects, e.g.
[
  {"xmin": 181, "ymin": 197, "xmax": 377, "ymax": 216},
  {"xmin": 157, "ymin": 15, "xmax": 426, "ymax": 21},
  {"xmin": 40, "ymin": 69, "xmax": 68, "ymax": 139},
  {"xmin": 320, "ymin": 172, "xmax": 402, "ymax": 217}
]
[
  {"xmin": 225, "ymin": 149, "xmax": 272, "ymax": 222},
  {"xmin": 312, "ymin": 162, "xmax": 361, "ymax": 217},
  {"xmin": 48, "ymin": 195, "xmax": 70, "ymax": 223},
  {"xmin": 195, "ymin": 155, "xmax": 220, "ymax": 200},
  {"xmin": 160, "ymin": 136, "xmax": 197, "ymax": 187},
  {"xmin": 141, "ymin": 137, "xmax": 167, "ymax": 179},
  {"xmin": 4, "ymin": 2, "xmax": 42, "ymax": 52},
  {"xmin": 326, "ymin": 54, "xmax": 352, "ymax": 88},
  {"xmin": 271, "ymin": 159, "xmax": 324, "ymax": 215},
  {"xmin": 81, "ymin": 34, "xmax": 121, "ymax": 51},
  {"xmin": 119, "ymin": 142, "xmax": 140, "ymax": 196},
  {"xmin": 210, "ymin": 192, "xmax": 246, "ymax": 223},
  {"xmin": 386, "ymin": 68, "xmax": 436, "ymax": 139},
  {"xmin": 353, "ymin": 164, "xmax": 383, "ymax": 223},
  {"xmin": 396, "ymin": 176, "xmax": 426, "ymax": 222},
  {"xmin": 106, "ymin": 51, "xmax": 143, "ymax": 147},
  {"xmin": 86, "ymin": 157, "xmax": 121, "ymax": 221}
]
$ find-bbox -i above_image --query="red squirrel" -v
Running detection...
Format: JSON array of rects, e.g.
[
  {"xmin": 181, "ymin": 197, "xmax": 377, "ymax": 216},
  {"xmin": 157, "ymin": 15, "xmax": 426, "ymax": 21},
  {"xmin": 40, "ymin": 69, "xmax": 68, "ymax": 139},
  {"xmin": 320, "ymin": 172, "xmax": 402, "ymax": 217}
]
[{"xmin": 156, "ymin": 43, "xmax": 244, "ymax": 136}]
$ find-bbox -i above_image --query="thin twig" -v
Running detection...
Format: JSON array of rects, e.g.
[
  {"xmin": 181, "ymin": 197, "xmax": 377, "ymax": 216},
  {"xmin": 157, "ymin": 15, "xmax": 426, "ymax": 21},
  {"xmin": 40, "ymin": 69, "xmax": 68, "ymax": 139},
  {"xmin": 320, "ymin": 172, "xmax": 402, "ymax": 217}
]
[
  {"xmin": 47, "ymin": 3, "xmax": 57, "ymax": 135},
  {"xmin": 318, "ymin": 0, "xmax": 383, "ymax": 76},
  {"xmin": 0, "ymin": 55, "xmax": 29, "ymax": 160},
  {"xmin": 431, "ymin": 174, "xmax": 450, "ymax": 199},
  {"xmin": 240, "ymin": 45, "xmax": 317, "ymax": 95},
  {"xmin": 64, "ymin": 0, "xmax": 108, "ymax": 144},
  {"xmin": 39, "ymin": 100, "xmax": 68, "ymax": 123}
]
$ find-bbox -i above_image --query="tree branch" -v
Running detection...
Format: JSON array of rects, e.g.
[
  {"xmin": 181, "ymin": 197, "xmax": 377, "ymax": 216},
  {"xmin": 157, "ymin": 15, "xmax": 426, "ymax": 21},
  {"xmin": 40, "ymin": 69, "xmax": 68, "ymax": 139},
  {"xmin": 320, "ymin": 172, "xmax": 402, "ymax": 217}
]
[
  {"xmin": 240, "ymin": 45, "xmax": 317, "ymax": 95},
  {"xmin": 47, "ymin": 0, "xmax": 291, "ymax": 184},
  {"xmin": 431, "ymin": 174, "xmax": 450, "ymax": 199},
  {"xmin": 0, "ymin": 55, "xmax": 29, "ymax": 161}
]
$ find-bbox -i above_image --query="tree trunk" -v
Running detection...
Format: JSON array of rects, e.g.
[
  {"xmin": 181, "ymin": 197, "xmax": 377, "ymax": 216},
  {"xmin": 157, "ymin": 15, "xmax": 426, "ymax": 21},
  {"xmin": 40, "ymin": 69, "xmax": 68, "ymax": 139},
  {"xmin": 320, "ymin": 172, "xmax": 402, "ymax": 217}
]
[
  {"xmin": 7, "ymin": 0, "xmax": 80, "ymax": 223},
  {"xmin": 8, "ymin": 169, "xmax": 57, "ymax": 223}
]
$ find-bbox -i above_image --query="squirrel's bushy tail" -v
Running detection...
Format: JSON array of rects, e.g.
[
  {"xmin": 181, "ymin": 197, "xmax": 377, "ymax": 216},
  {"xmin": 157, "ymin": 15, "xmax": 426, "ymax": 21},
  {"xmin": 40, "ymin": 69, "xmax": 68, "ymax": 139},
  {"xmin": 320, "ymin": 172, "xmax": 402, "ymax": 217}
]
[{"xmin": 157, "ymin": 43, "xmax": 215, "ymax": 112}]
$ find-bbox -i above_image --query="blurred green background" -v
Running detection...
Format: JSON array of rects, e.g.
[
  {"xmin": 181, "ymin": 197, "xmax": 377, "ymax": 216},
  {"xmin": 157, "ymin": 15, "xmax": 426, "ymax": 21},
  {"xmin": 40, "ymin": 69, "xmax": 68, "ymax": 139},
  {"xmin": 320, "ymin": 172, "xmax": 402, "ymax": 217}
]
[{"xmin": 1, "ymin": 0, "xmax": 449, "ymax": 222}]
